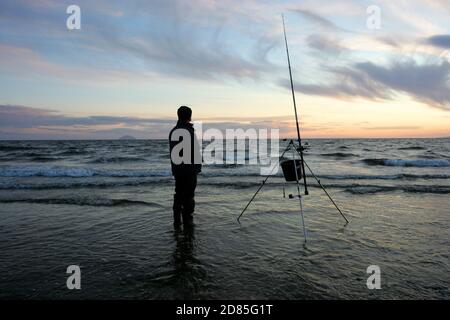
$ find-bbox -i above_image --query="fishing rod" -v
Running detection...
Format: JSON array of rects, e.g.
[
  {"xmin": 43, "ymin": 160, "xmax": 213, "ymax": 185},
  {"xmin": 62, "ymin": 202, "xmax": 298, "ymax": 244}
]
[
  {"xmin": 282, "ymin": 14, "xmax": 308, "ymax": 195},
  {"xmin": 281, "ymin": 14, "xmax": 347, "ymax": 224},
  {"xmin": 237, "ymin": 15, "xmax": 349, "ymax": 240}
]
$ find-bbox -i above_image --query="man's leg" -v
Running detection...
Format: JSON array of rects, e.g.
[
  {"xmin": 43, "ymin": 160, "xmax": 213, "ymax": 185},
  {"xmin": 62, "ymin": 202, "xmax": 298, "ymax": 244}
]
[
  {"xmin": 173, "ymin": 176, "xmax": 183, "ymax": 226},
  {"xmin": 181, "ymin": 173, "xmax": 197, "ymax": 226}
]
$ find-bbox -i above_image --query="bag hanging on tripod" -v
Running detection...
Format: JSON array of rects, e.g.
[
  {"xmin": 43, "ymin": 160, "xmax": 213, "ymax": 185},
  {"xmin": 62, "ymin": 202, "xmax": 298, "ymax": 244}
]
[{"xmin": 280, "ymin": 159, "xmax": 302, "ymax": 182}]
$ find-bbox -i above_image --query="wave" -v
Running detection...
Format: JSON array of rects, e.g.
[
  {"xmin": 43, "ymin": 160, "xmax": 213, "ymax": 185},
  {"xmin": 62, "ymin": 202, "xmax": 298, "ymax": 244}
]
[
  {"xmin": 362, "ymin": 158, "xmax": 450, "ymax": 167},
  {"xmin": 419, "ymin": 152, "xmax": 444, "ymax": 159},
  {"xmin": 0, "ymin": 179, "xmax": 172, "ymax": 190},
  {"xmin": 204, "ymin": 182, "xmax": 450, "ymax": 194},
  {"xmin": 0, "ymin": 198, "xmax": 163, "ymax": 207},
  {"xmin": 57, "ymin": 150, "xmax": 89, "ymax": 156},
  {"xmin": 0, "ymin": 145, "xmax": 29, "ymax": 151},
  {"xmin": 202, "ymin": 181, "xmax": 263, "ymax": 189},
  {"xmin": 1, "ymin": 176, "xmax": 449, "ymax": 195},
  {"xmin": 1, "ymin": 164, "xmax": 450, "ymax": 180},
  {"xmin": 30, "ymin": 156, "xmax": 61, "ymax": 162},
  {"xmin": 342, "ymin": 184, "xmax": 450, "ymax": 195},
  {"xmin": 0, "ymin": 166, "xmax": 171, "ymax": 177},
  {"xmin": 208, "ymin": 163, "xmax": 245, "ymax": 168},
  {"xmin": 398, "ymin": 146, "xmax": 425, "ymax": 150},
  {"xmin": 0, "ymin": 151, "xmax": 61, "ymax": 162},
  {"xmin": 320, "ymin": 152, "xmax": 357, "ymax": 158},
  {"xmin": 88, "ymin": 156, "xmax": 148, "ymax": 164},
  {"xmin": 318, "ymin": 173, "xmax": 450, "ymax": 180}
]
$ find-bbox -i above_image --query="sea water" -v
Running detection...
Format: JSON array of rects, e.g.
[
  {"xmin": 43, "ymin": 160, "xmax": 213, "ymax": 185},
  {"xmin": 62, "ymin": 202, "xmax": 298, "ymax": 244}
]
[{"xmin": 0, "ymin": 138, "xmax": 449, "ymax": 299}]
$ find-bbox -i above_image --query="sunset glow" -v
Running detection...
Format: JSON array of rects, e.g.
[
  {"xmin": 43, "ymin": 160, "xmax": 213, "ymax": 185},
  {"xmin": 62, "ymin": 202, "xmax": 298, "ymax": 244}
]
[{"xmin": 1, "ymin": 0, "xmax": 449, "ymax": 139}]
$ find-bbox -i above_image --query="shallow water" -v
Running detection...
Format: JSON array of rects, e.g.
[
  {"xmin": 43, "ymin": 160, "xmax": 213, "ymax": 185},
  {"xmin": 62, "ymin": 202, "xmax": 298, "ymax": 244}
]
[{"xmin": 0, "ymin": 138, "xmax": 449, "ymax": 299}]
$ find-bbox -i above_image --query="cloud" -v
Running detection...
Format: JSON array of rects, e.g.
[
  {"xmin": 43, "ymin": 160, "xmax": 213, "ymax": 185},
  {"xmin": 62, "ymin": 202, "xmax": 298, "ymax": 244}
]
[
  {"xmin": 364, "ymin": 126, "xmax": 421, "ymax": 130},
  {"xmin": 0, "ymin": 104, "xmax": 300, "ymax": 139},
  {"xmin": 0, "ymin": 0, "xmax": 279, "ymax": 83},
  {"xmin": 426, "ymin": 0, "xmax": 450, "ymax": 12},
  {"xmin": 426, "ymin": 35, "xmax": 450, "ymax": 49},
  {"xmin": 0, "ymin": 44, "xmax": 156, "ymax": 84},
  {"xmin": 280, "ymin": 59, "xmax": 450, "ymax": 110},
  {"xmin": 96, "ymin": 28, "xmax": 273, "ymax": 81},
  {"xmin": 0, "ymin": 104, "xmax": 173, "ymax": 128},
  {"xmin": 1, "ymin": 0, "xmax": 450, "ymax": 116},
  {"xmin": 0, "ymin": 104, "xmax": 176, "ymax": 139},
  {"xmin": 355, "ymin": 59, "xmax": 450, "ymax": 109},
  {"xmin": 293, "ymin": 9, "xmax": 352, "ymax": 33},
  {"xmin": 306, "ymin": 34, "xmax": 347, "ymax": 55},
  {"xmin": 279, "ymin": 65, "xmax": 391, "ymax": 100}
]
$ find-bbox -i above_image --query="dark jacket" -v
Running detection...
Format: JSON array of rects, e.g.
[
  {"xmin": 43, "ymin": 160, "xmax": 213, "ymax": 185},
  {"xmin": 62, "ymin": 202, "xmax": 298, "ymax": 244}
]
[{"xmin": 169, "ymin": 121, "xmax": 202, "ymax": 176}]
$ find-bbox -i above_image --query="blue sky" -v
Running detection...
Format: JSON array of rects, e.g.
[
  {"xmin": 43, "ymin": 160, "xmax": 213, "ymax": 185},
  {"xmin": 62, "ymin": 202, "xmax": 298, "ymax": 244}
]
[{"xmin": 0, "ymin": 0, "xmax": 449, "ymax": 139}]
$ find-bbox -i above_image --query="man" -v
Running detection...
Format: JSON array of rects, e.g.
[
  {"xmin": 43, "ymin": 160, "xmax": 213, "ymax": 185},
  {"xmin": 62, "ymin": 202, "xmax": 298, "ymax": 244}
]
[{"xmin": 169, "ymin": 106, "xmax": 202, "ymax": 227}]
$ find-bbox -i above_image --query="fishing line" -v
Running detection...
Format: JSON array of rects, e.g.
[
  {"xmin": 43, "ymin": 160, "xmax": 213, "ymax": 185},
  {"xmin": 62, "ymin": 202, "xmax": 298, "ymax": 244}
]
[{"xmin": 237, "ymin": 14, "xmax": 349, "ymax": 243}]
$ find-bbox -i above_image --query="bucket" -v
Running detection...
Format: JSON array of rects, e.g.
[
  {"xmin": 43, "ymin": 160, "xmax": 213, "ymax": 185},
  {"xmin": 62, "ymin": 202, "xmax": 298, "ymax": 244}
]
[{"xmin": 280, "ymin": 159, "xmax": 302, "ymax": 182}]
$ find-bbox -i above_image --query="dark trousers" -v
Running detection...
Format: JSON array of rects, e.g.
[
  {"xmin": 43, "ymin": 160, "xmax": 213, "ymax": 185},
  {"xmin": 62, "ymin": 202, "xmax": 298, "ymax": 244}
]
[{"xmin": 173, "ymin": 173, "xmax": 197, "ymax": 224}]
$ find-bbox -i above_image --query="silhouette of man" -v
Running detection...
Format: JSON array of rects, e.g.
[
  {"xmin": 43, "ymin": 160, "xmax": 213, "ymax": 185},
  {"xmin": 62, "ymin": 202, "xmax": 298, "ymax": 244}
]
[{"xmin": 169, "ymin": 106, "xmax": 202, "ymax": 227}]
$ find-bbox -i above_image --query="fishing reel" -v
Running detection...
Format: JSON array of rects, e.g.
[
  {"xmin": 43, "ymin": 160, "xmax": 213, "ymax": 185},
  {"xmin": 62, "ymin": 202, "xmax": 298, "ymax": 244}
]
[
  {"xmin": 296, "ymin": 141, "xmax": 309, "ymax": 152},
  {"xmin": 282, "ymin": 139, "xmax": 309, "ymax": 152},
  {"xmin": 237, "ymin": 15, "xmax": 349, "ymax": 243}
]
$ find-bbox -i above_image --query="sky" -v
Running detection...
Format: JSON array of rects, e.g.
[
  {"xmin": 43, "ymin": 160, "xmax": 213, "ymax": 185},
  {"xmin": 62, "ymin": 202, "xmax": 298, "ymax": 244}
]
[{"xmin": 0, "ymin": 0, "xmax": 449, "ymax": 139}]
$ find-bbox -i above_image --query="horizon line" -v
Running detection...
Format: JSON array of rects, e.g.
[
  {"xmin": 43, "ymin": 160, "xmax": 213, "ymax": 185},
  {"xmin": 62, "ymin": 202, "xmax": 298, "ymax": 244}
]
[{"xmin": 1, "ymin": 137, "xmax": 449, "ymax": 141}]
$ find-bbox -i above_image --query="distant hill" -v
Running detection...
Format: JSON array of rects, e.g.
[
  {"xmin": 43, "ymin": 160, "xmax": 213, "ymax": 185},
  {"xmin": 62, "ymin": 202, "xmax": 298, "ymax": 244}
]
[{"xmin": 119, "ymin": 135, "xmax": 136, "ymax": 140}]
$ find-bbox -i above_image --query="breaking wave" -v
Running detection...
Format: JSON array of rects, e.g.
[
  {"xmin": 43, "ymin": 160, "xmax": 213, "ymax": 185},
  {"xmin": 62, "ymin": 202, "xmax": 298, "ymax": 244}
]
[
  {"xmin": 341, "ymin": 184, "xmax": 450, "ymax": 195},
  {"xmin": 0, "ymin": 179, "xmax": 171, "ymax": 190},
  {"xmin": 398, "ymin": 146, "xmax": 426, "ymax": 150},
  {"xmin": 0, "ymin": 166, "xmax": 171, "ymax": 177},
  {"xmin": 362, "ymin": 158, "xmax": 450, "ymax": 167},
  {"xmin": 205, "ymin": 182, "xmax": 450, "ymax": 194},
  {"xmin": 0, "ymin": 145, "xmax": 29, "ymax": 151},
  {"xmin": 320, "ymin": 152, "xmax": 358, "ymax": 158},
  {"xmin": 88, "ymin": 156, "xmax": 148, "ymax": 163},
  {"xmin": 0, "ymin": 198, "xmax": 163, "ymax": 207},
  {"xmin": 318, "ymin": 173, "xmax": 450, "ymax": 180},
  {"xmin": 30, "ymin": 156, "xmax": 61, "ymax": 162},
  {"xmin": 1, "ymin": 177, "xmax": 449, "ymax": 195},
  {"xmin": 1, "ymin": 165, "xmax": 450, "ymax": 180},
  {"xmin": 57, "ymin": 149, "xmax": 89, "ymax": 156}
]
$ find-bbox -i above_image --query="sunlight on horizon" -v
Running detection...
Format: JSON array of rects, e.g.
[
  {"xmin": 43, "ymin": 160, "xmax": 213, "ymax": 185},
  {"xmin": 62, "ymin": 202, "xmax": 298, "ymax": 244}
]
[{"xmin": 0, "ymin": 0, "xmax": 449, "ymax": 139}]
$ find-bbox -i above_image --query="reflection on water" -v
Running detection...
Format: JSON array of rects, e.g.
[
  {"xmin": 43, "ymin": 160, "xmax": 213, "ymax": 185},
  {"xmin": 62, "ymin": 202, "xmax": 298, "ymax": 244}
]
[
  {"xmin": 171, "ymin": 225, "xmax": 200, "ymax": 299},
  {"xmin": 0, "ymin": 139, "xmax": 449, "ymax": 299}
]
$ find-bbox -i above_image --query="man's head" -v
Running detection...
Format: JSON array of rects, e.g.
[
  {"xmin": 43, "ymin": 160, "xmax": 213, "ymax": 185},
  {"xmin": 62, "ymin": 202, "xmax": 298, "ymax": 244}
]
[{"xmin": 177, "ymin": 106, "xmax": 192, "ymax": 122}]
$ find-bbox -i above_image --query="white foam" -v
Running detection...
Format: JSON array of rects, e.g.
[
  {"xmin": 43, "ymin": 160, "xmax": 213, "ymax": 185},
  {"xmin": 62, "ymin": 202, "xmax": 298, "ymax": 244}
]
[
  {"xmin": 0, "ymin": 165, "xmax": 171, "ymax": 177},
  {"xmin": 0, "ymin": 166, "xmax": 95, "ymax": 177},
  {"xmin": 383, "ymin": 159, "xmax": 450, "ymax": 167}
]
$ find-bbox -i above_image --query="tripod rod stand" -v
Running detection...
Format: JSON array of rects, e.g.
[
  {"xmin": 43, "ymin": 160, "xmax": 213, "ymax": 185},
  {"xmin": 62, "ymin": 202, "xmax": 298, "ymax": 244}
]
[
  {"xmin": 237, "ymin": 140, "xmax": 293, "ymax": 223},
  {"xmin": 302, "ymin": 159, "xmax": 349, "ymax": 224},
  {"xmin": 237, "ymin": 140, "xmax": 349, "ymax": 237}
]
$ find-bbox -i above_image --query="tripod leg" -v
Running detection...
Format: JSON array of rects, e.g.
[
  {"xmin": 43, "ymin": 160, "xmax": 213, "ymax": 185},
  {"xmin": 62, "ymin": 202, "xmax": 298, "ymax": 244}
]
[
  {"xmin": 292, "ymin": 144, "xmax": 307, "ymax": 242},
  {"xmin": 237, "ymin": 141, "xmax": 292, "ymax": 222},
  {"xmin": 303, "ymin": 160, "xmax": 349, "ymax": 224},
  {"xmin": 237, "ymin": 178, "xmax": 268, "ymax": 223},
  {"xmin": 298, "ymin": 193, "xmax": 307, "ymax": 243}
]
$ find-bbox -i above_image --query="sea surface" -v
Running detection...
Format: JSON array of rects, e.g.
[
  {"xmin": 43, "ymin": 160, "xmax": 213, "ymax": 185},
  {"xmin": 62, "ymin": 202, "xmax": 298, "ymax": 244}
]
[{"xmin": 0, "ymin": 138, "xmax": 449, "ymax": 299}]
